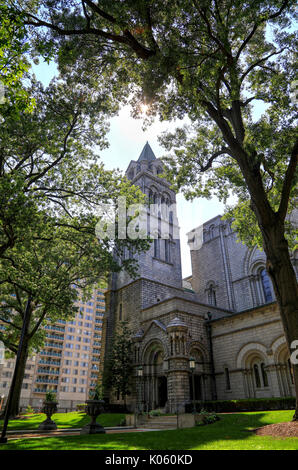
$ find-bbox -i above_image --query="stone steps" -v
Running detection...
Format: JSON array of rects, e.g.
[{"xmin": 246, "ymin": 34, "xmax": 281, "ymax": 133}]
[{"xmin": 141, "ymin": 415, "xmax": 177, "ymax": 429}]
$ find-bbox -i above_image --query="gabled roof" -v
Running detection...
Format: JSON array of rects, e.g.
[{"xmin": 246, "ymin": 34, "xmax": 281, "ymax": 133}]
[{"xmin": 137, "ymin": 141, "xmax": 156, "ymax": 162}]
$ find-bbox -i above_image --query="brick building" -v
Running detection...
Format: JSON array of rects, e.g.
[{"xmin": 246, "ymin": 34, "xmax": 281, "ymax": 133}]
[{"xmin": 102, "ymin": 142, "xmax": 297, "ymax": 412}]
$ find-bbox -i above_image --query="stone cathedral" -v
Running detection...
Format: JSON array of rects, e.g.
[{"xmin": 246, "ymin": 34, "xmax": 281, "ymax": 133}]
[{"xmin": 102, "ymin": 142, "xmax": 297, "ymax": 412}]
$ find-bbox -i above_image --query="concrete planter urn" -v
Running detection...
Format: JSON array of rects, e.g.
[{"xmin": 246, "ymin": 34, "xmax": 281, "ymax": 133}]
[
  {"xmin": 80, "ymin": 399, "xmax": 106, "ymax": 434},
  {"xmin": 38, "ymin": 400, "xmax": 58, "ymax": 431}
]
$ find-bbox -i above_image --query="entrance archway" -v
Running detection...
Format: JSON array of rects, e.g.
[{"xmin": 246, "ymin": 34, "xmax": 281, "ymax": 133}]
[{"xmin": 143, "ymin": 341, "xmax": 168, "ymax": 411}]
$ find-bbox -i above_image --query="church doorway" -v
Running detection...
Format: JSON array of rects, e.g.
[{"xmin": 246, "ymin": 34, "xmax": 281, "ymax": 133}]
[
  {"xmin": 157, "ymin": 376, "xmax": 167, "ymax": 407},
  {"xmin": 189, "ymin": 374, "xmax": 202, "ymax": 401},
  {"xmin": 143, "ymin": 341, "xmax": 168, "ymax": 411}
]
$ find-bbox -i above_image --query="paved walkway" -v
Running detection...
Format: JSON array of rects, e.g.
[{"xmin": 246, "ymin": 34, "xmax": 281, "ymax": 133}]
[{"xmin": 5, "ymin": 426, "xmax": 166, "ymax": 440}]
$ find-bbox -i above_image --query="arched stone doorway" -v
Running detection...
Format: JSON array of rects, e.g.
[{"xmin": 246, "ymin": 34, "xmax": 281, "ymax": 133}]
[
  {"xmin": 143, "ymin": 341, "xmax": 168, "ymax": 411},
  {"xmin": 189, "ymin": 347, "xmax": 207, "ymax": 403},
  {"xmin": 275, "ymin": 344, "xmax": 295, "ymax": 397}
]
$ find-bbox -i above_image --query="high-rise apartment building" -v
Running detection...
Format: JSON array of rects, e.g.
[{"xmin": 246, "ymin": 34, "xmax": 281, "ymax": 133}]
[{"xmin": 0, "ymin": 286, "xmax": 106, "ymax": 410}]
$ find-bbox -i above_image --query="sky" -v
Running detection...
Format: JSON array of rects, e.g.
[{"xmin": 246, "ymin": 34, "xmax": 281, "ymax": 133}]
[{"xmin": 32, "ymin": 61, "xmax": 238, "ymax": 278}]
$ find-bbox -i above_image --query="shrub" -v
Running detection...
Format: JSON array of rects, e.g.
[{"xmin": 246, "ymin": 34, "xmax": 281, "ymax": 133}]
[
  {"xmin": 196, "ymin": 409, "xmax": 219, "ymax": 426},
  {"xmin": 76, "ymin": 403, "xmax": 87, "ymax": 412},
  {"xmin": 186, "ymin": 397, "xmax": 295, "ymax": 413},
  {"xmin": 45, "ymin": 391, "xmax": 57, "ymax": 402},
  {"xmin": 25, "ymin": 405, "xmax": 35, "ymax": 414},
  {"xmin": 149, "ymin": 409, "xmax": 163, "ymax": 417}
]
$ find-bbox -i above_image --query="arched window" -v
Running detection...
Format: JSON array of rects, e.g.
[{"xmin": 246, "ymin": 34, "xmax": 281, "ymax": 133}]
[
  {"xmin": 209, "ymin": 225, "xmax": 215, "ymax": 239},
  {"xmin": 253, "ymin": 364, "xmax": 261, "ymax": 388},
  {"xmin": 260, "ymin": 269, "xmax": 273, "ymax": 303},
  {"xmin": 207, "ymin": 283, "xmax": 216, "ymax": 306},
  {"xmin": 165, "ymin": 238, "xmax": 170, "ymax": 263},
  {"xmin": 154, "ymin": 236, "xmax": 160, "ymax": 258},
  {"xmin": 261, "ymin": 362, "xmax": 268, "ymax": 387},
  {"xmin": 252, "ymin": 360, "xmax": 269, "ymax": 388},
  {"xmin": 225, "ymin": 368, "xmax": 231, "ymax": 390}
]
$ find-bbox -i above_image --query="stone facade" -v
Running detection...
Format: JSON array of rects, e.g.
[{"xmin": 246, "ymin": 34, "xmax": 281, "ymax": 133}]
[{"xmin": 102, "ymin": 142, "xmax": 296, "ymax": 412}]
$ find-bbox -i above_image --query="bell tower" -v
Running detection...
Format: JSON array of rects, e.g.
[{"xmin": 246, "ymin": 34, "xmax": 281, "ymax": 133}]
[{"xmin": 116, "ymin": 141, "xmax": 182, "ymax": 290}]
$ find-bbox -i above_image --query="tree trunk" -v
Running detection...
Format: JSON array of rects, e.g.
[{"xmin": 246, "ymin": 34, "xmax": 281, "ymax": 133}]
[
  {"xmin": 1, "ymin": 337, "xmax": 30, "ymax": 418},
  {"xmin": 260, "ymin": 220, "xmax": 298, "ymax": 420},
  {"xmin": 233, "ymin": 146, "xmax": 298, "ymax": 419}
]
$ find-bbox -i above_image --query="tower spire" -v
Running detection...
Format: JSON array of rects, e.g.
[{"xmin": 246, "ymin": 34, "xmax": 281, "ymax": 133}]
[{"xmin": 137, "ymin": 142, "xmax": 156, "ymax": 162}]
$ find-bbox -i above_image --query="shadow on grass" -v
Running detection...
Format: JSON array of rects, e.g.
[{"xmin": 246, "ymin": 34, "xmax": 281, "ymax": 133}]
[
  {"xmin": 0, "ymin": 412, "xmax": 126, "ymax": 431},
  {"xmin": 1, "ymin": 411, "xmax": 297, "ymax": 451}
]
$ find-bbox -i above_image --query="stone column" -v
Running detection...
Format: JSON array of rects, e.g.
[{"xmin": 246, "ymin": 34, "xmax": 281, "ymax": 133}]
[{"xmin": 167, "ymin": 359, "xmax": 190, "ymax": 413}]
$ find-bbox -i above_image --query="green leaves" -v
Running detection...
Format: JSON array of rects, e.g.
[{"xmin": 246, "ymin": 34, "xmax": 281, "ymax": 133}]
[{"xmin": 103, "ymin": 321, "xmax": 134, "ymax": 400}]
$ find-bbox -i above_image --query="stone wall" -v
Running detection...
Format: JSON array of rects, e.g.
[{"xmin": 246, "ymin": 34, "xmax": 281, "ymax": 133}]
[{"xmin": 210, "ymin": 302, "xmax": 295, "ymax": 400}]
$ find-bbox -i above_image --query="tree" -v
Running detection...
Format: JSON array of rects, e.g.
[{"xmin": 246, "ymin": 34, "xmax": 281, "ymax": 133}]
[
  {"xmin": 19, "ymin": 0, "xmax": 298, "ymax": 419},
  {"xmin": 0, "ymin": 72, "xmax": 149, "ymax": 417},
  {"xmin": 0, "ymin": 3, "xmax": 35, "ymax": 120},
  {"xmin": 103, "ymin": 321, "xmax": 134, "ymax": 407}
]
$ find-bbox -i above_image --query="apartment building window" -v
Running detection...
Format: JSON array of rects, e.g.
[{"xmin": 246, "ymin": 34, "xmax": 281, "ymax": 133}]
[
  {"xmin": 79, "ymin": 388, "xmax": 85, "ymax": 393},
  {"xmin": 62, "ymin": 368, "xmax": 71, "ymax": 374},
  {"xmin": 86, "ymin": 308, "xmax": 93, "ymax": 313},
  {"xmin": 65, "ymin": 343, "xmax": 73, "ymax": 349},
  {"xmin": 73, "ymin": 369, "xmax": 78, "ymax": 375},
  {"xmin": 72, "ymin": 387, "xmax": 76, "ymax": 392},
  {"xmin": 72, "ymin": 378, "xmax": 77, "ymax": 384},
  {"xmin": 64, "ymin": 360, "xmax": 72, "ymax": 366},
  {"xmin": 66, "ymin": 335, "xmax": 74, "ymax": 340},
  {"xmin": 64, "ymin": 351, "xmax": 73, "ymax": 357},
  {"xmin": 84, "ymin": 322, "xmax": 92, "ymax": 328}
]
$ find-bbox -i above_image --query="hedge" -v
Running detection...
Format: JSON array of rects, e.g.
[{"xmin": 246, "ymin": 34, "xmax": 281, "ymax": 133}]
[{"xmin": 185, "ymin": 397, "xmax": 295, "ymax": 413}]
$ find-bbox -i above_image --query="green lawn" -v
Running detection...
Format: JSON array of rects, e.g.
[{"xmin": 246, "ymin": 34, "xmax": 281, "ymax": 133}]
[
  {"xmin": 0, "ymin": 410, "xmax": 297, "ymax": 450},
  {"xmin": 0, "ymin": 411, "xmax": 125, "ymax": 430}
]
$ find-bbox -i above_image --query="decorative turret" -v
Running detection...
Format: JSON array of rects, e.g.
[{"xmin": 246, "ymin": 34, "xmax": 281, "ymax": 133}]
[{"xmin": 167, "ymin": 317, "xmax": 188, "ymax": 356}]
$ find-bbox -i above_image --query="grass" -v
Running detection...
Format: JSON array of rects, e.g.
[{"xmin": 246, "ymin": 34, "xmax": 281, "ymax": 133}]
[
  {"xmin": 0, "ymin": 410, "xmax": 297, "ymax": 450},
  {"xmin": 0, "ymin": 411, "xmax": 126, "ymax": 431}
]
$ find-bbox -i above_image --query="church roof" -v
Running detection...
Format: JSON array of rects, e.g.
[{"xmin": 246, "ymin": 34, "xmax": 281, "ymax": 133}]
[{"xmin": 137, "ymin": 141, "xmax": 156, "ymax": 162}]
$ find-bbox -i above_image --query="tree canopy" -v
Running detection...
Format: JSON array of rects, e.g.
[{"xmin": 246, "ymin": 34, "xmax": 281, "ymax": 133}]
[{"xmin": 14, "ymin": 0, "xmax": 298, "ymax": 418}]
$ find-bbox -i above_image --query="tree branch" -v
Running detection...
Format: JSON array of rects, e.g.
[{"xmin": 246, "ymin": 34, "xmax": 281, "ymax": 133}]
[
  {"xmin": 236, "ymin": 0, "xmax": 290, "ymax": 60},
  {"xmin": 240, "ymin": 49, "xmax": 286, "ymax": 84},
  {"xmin": 198, "ymin": 148, "xmax": 232, "ymax": 171},
  {"xmin": 278, "ymin": 139, "xmax": 298, "ymax": 221}
]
